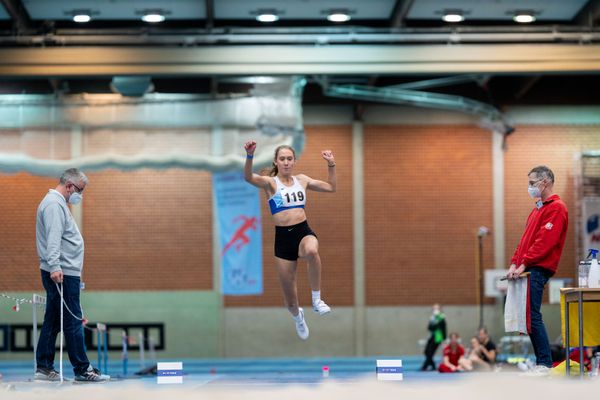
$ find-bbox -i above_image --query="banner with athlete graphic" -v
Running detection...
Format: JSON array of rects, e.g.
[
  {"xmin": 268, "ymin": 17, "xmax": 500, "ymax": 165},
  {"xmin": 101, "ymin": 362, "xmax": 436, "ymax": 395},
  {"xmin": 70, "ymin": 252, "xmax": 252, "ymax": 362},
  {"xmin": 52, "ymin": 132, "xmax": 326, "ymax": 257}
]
[{"xmin": 212, "ymin": 171, "xmax": 263, "ymax": 295}]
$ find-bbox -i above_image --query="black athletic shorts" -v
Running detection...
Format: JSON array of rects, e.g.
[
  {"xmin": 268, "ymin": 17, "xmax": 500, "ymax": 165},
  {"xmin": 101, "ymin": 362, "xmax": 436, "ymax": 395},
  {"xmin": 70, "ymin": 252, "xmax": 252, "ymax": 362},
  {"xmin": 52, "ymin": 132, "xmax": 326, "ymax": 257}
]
[{"xmin": 274, "ymin": 220, "xmax": 317, "ymax": 261}]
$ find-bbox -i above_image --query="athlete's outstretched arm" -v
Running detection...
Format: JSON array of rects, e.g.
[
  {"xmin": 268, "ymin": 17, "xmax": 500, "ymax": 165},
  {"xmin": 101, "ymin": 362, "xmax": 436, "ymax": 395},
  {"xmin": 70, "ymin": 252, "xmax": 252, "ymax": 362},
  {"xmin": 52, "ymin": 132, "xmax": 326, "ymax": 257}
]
[
  {"xmin": 304, "ymin": 150, "xmax": 336, "ymax": 193},
  {"xmin": 243, "ymin": 140, "xmax": 271, "ymax": 189}
]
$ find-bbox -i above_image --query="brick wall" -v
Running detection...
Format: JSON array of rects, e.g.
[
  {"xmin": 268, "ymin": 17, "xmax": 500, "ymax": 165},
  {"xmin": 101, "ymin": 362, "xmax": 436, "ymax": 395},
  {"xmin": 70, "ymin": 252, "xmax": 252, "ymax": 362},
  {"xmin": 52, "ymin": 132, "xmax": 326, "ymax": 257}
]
[
  {"xmin": 0, "ymin": 173, "xmax": 54, "ymax": 292},
  {"xmin": 0, "ymin": 169, "xmax": 213, "ymax": 293},
  {"xmin": 82, "ymin": 169, "xmax": 213, "ymax": 290},
  {"xmin": 363, "ymin": 125, "xmax": 494, "ymax": 305},
  {"xmin": 2, "ymin": 124, "xmax": 598, "ymax": 306}
]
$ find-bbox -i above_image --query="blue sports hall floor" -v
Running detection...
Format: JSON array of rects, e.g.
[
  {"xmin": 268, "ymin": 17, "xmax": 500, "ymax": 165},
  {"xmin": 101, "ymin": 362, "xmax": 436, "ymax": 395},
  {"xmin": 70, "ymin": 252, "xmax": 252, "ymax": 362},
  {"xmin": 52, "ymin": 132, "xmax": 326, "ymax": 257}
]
[{"xmin": 1, "ymin": 355, "xmax": 594, "ymax": 400}]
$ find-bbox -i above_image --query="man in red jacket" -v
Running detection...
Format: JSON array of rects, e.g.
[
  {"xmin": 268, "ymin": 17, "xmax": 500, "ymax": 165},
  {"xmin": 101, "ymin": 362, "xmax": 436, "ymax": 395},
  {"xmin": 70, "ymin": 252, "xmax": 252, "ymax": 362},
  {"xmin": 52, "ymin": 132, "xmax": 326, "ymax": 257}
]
[{"xmin": 507, "ymin": 165, "xmax": 568, "ymax": 376}]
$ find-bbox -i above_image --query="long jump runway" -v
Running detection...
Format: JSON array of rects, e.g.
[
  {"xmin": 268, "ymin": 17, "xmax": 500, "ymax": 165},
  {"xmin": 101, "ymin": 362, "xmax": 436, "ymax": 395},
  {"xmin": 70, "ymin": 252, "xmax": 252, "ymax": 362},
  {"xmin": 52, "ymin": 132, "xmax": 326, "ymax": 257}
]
[{"xmin": 1, "ymin": 357, "xmax": 597, "ymax": 399}]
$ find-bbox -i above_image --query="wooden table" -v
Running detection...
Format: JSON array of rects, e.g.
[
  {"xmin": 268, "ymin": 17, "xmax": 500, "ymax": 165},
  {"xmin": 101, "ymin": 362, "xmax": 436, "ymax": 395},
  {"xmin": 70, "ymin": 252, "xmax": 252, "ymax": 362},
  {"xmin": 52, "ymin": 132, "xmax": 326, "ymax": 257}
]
[{"xmin": 561, "ymin": 288, "xmax": 600, "ymax": 377}]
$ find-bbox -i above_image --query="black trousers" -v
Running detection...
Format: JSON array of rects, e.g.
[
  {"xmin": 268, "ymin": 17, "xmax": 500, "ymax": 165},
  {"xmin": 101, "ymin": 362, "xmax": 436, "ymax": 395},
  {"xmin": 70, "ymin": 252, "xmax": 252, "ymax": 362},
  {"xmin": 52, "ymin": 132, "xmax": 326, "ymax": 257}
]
[{"xmin": 422, "ymin": 337, "xmax": 440, "ymax": 370}]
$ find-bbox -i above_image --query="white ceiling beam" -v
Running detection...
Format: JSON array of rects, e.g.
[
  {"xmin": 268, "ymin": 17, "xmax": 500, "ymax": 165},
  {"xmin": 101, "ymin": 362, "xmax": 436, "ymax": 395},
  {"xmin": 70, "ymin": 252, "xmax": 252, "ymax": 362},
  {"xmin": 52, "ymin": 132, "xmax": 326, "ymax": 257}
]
[{"xmin": 0, "ymin": 44, "xmax": 599, "ymax": 76}]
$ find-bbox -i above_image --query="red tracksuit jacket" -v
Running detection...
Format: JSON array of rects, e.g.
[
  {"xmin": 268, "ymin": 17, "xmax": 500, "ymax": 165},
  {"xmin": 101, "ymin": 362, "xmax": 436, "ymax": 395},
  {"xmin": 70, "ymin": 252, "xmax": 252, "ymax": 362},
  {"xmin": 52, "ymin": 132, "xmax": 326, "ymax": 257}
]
[{"xmin": 510, "ymin": 194, "xmax": 568, "ymax": 275}]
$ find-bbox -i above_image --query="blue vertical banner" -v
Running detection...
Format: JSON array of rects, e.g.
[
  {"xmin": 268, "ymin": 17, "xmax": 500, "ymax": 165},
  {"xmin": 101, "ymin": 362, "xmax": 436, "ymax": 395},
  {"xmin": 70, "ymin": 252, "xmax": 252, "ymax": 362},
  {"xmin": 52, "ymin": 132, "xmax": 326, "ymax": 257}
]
[{"xmin": 212, "ymin": 171, "xmax": 263, "ymax": 295}]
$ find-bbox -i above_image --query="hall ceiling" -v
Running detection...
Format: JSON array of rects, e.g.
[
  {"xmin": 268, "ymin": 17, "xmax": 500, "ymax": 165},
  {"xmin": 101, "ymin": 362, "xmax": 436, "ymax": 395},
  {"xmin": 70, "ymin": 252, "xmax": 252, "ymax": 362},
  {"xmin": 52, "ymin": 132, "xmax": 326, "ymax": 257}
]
[
  {"xmin": 0, "ymin": 0, "xmax": 597, "ymax": 44},
  {"xmin": 0, "ymin": 0, "xmax": 599, "ymax": 106}
]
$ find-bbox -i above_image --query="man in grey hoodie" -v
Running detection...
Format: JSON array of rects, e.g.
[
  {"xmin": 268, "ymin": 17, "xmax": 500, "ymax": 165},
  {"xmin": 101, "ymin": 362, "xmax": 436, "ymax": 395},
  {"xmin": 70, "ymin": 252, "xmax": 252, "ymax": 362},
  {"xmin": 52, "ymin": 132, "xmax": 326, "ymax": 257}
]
[{"xmin": 35, "ymin": 168, "xmax": 108, "ymax": 382}]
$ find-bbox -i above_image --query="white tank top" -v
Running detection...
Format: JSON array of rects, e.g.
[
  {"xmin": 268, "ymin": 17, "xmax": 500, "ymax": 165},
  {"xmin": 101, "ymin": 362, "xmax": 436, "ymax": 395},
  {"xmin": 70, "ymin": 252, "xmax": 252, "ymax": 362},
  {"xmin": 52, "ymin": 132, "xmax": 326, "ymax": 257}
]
[{"xmin": 268, "ymin": 176, "xmax": 307, "ymax": 215}]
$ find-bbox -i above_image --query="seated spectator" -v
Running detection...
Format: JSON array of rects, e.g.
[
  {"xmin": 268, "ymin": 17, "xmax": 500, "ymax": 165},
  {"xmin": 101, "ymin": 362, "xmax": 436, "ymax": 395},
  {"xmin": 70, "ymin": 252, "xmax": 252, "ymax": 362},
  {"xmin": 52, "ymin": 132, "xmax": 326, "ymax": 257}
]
[
  {"xmin": 467, "ymin": 327, "xmax": 497, "ymax": 371},
  {"xmin": 439, "ymin": 332, "xmax": 466, "ymax": 373},
  {"xmin": 457, "ymin": 337, "xmax": 480, "ymax": 372}
]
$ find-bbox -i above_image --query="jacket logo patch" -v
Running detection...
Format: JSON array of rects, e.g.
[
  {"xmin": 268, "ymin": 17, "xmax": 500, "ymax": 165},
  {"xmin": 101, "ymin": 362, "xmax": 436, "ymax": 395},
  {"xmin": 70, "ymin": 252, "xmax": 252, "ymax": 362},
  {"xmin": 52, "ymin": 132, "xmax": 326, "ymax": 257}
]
[{"xmin": 545, "ymin": 222, "xmax": 553, "ymax": 230}]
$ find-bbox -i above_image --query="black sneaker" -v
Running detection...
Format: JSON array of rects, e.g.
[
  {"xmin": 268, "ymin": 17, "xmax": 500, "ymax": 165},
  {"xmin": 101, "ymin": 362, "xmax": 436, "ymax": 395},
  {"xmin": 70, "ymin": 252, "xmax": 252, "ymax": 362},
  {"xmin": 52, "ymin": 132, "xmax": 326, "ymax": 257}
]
[
  {"xmin": 34, "ymin": 367, "xmax": 61, "ymax": 382},
  {"xmin": 74, "ymin": 366, "xmax": 110, "ymax": 382}
]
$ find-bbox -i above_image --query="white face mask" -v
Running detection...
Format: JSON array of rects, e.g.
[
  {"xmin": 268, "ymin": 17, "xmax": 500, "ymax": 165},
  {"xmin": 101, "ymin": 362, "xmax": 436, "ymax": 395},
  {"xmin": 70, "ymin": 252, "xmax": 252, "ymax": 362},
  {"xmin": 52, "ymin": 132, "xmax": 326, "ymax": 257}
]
[
  {"xmin": 528, "ymin": 177, "xmax": 545, "ymax": 198},
  {"xmin": 528, "ymin": 185, "xmax": 541, "ymax": 198},
  {"xmin": 69, "ymin": 191, "xmax": 83, "ymax": 205}
]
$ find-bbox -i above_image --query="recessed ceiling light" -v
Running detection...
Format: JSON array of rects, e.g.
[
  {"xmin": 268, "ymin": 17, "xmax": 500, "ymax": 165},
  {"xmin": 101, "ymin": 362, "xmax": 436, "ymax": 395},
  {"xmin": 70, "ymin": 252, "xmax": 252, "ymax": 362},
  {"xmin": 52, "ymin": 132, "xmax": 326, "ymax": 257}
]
[
  {"xmin": 67, "ymin": 9, "xmax": 96, "ymax": 23},
  {"xmin": 256, "ymin": 13, "xmax": 279, "ymax": 23},
  {"xmin": 252, "ymin": 9, "xmax": 282, "ymax": 23},
  {"xmin": 442, "ymin": 12, "xmax": 464, "ymax": 23},
  {"xmin": 327, "ymin": 13, "xmax": 351, "ymax": 22},
  {"xmin": 251, "ymin": 76, "xmax": 279, "ymax": 84},
  {"xmin": 142, "ymin": 13, "xmax": 165, "ymax": 23},
  {"xmin": 73, "ymin": 14, "xmax": 91, "ymax": 23},
  {"xmin": 513, "ymin": 13, "xmax": 536, "ymax": 23}
]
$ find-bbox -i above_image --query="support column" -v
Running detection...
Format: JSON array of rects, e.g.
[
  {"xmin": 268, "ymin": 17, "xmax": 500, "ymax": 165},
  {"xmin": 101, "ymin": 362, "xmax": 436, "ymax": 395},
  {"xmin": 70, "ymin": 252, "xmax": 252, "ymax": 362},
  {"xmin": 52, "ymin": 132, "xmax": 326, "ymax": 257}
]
[
  {"xmin": 492, "ymin": 130, "xmax": 506, "ymax": 334},
  {"xmin": 352, "ymin": 120, "xmax": 366, "ymax": 356},
  {"xmin": 211, "ymin": 126, "xmax": 225, "ymax": 357},
  {"xmin": 492, "ymin": 131, "xmax": 505, "ymax": 270},
  {"xmin": 70, "ymin": 126, "xmax": 83, "ymax": 228}
]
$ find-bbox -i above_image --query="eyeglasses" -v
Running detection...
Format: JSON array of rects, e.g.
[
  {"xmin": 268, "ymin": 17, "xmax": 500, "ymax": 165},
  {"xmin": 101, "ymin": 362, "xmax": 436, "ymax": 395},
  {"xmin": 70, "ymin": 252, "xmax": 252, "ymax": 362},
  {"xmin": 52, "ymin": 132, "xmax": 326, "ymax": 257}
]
[
  {"xmin": 528, "ymin": 179, "xmax": 544, "ymax": 187},
  {"xmin": 70, "ymin": 182, "xmax": 84, "ymax": 193}
]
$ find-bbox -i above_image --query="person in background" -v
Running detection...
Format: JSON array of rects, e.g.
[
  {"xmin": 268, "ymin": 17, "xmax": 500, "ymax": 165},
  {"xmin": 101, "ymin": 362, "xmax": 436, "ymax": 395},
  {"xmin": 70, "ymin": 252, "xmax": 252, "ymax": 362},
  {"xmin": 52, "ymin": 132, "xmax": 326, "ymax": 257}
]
[
  {"xmin": 507, "ymin": 165, "xmax": 568, "ymax": 376},
  {"xmin": 467, "ymin": 327, "xmax": 497, "ymax": 371},
  {"xmin": 35, "ymin": 168, "xmax": 108, "ymax": 382},
  {"xmin": 438, "ymin": 332, "xmax": 466, "ymax": 373},
  {"xmin": 421, "ymin": 303, "xmax": 447, "ymax": 371}
]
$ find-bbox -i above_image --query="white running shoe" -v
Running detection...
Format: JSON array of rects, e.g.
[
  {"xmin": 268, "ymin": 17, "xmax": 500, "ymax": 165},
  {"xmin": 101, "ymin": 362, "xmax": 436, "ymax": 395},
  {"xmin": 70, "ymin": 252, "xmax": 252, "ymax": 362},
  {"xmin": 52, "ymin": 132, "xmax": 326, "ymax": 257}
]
[
  {"xmin": 294, "ymin": 308, "xmax": 310, "ymax": 340},
  {"xmin": 312, "ymin": 300, "xmax": 331, "ymax": 316},
  {"xmin": 521, "ymin": 365, "xmax": 551, "ymax": 377},
  {"xmin": 517, "ymin": 359, "xmax": 535, "ymax": 372}
]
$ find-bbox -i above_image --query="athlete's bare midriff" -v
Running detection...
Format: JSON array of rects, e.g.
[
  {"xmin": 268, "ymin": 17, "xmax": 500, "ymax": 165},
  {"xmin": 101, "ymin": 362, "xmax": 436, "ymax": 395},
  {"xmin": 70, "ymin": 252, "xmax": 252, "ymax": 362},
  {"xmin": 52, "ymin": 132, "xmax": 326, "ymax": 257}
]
[{"xmin": 272, "ymin": 208, "xmax": 307, "ymax": 227}]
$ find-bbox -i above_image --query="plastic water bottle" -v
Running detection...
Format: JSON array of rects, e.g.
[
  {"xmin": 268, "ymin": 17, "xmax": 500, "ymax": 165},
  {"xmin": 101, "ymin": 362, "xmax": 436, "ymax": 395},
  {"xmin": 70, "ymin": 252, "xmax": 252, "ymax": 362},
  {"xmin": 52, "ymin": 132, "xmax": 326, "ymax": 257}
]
[
  {"xmin": 587, "ymin": 249, "xmax": 600, "ymax": 288},
  {"xmin": 590, "ymin": 352, "xmax": 600, "ymax": 377},
  {"xmin": 578, "ymin": 260, "xmax": 590, "ymax": 287}
]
